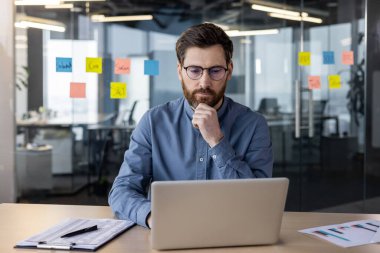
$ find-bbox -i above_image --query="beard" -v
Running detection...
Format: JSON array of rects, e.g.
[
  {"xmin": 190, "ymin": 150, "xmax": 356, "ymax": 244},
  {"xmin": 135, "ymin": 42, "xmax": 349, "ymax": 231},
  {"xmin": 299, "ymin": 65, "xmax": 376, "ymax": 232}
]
[{"xmin": 181, "ymin": 80, "xmax": 227, "ymax": 109}]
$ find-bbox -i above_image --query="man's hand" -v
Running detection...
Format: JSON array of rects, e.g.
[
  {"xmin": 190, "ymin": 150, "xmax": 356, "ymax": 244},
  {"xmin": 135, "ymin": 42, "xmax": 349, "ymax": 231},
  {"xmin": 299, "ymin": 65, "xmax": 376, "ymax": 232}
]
[
  {"xmin": 147, "ymin": 214, "xmax": 152, "ymax": 229},
  {"xmin": 192, "ymin": 103, "xmax": 224, "ymax": 148}
]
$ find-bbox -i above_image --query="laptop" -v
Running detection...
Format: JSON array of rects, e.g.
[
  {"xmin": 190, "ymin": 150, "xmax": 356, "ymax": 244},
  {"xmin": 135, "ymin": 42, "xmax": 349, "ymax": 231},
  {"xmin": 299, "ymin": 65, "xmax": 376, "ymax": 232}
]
[{"xmin": 151, "ymin": 178, "xmax": 289, "ymax": 250}]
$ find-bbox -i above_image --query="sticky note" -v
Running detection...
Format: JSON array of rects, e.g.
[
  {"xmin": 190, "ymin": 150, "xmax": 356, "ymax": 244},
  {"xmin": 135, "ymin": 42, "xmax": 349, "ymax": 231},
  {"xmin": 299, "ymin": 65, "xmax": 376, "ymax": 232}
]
[
  {"xmin": 114, "ymin": 58, "xmax": 131, "ymax": 74},
  {"xmin": 56, "ymin": 57, "xmax": 72, "ymax": 72},
  {"xmin": 110, "ymin": 82, "xmax": 127, "ymax": 99},
  {"xmin": 144, "ymin": 60, "xmax": 159, "ymax": 75},
  {"xmin": 70, "ymin": 82, "xmax": 86, "ymax": 98},
  {"xmin": 86, "ymin": 57, "xmax": 102, "ymax": 73},
  {"xmin": 298, "ymin": 52, "xmax": 311, "ymax": 66},
  {"xmin": 308, "ymin": 76, "xmax": 321, "ymax": 89},
  {"xmin": 328, "ymin": 75, "xmax": 341, "ymax": 89},
  {"xmin": 342, "ymin": 51, "xmax": 354, "ymax": 65},
  {"xmin": 323, "ymin": 51, "xmax": 335, "ymax": 65}
]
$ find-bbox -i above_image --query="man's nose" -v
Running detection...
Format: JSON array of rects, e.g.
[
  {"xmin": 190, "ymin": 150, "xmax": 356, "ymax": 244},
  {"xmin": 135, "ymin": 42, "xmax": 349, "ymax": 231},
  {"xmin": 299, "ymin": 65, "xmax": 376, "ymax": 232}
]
[{"xmin": 199, "ymin": 70, "xmax": 212, "ymax": 89}]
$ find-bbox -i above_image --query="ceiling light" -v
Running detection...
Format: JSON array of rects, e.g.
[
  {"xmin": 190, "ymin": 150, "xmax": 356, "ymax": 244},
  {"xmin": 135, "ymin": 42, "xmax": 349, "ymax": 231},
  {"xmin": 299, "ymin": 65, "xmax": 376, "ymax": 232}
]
[
  {"xmin": 301, "ymin": 16, "xmax": 323, "ymax": 24},
  {"xmin": 15, "ymin": 0, "xmax": 60, "ymax": 5},
  {"xmin": 226, "ymin": 29, "xmax": 279, "ymax": 37},
  {"xmin": 62, "ymin": 0, "xmax": 105, "ymax": 2},
  {"xmin": 91, "ymin": 14, "xmax": 153, "ymax": 22},
  {"xmin": 269, "ymin": 13, "xmax": 302, "ymax": 21},
  {"xmin": 269, "ymin": 13, "xmax": 322, "ymax": 24},
  {"xmin": 45, "ymin": 3, "xmax": 73, "ymax": 8},
  {"xmin": 15, "ymin": 15, "xmax": 66, "ymax": 32},
  {"xmin": 252, "ymin": 4, "xmax": 300, "ymax": 16}
]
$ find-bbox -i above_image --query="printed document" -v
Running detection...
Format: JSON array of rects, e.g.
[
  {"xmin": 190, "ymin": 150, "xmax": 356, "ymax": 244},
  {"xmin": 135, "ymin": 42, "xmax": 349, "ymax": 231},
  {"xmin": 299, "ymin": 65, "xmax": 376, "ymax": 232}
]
[
  {"xmin": 15, "ymin": 218, "xmax": 134, "ymax": 251},
  {"xmin": 299, "ymin": 219, "xmax": 380, "ymax": 248}
]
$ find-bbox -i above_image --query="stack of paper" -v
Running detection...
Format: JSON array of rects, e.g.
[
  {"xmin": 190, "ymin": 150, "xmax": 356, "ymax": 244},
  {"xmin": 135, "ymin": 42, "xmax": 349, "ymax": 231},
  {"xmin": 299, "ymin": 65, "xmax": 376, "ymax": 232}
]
[
  {"xmin": 299, "ymin": 219, "xmax": 380, "ymax": 247},
  {"xmin": 15, "ymin": 218, "xmax": 135, "ymax": 251}
]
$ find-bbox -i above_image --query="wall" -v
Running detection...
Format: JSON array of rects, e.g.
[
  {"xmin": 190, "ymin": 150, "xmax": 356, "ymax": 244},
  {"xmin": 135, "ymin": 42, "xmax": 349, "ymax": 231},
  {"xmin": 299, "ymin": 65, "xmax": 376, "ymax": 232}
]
[{"xmin": 0, "ymin": 0, "xmax": 16, "ymax": 203}]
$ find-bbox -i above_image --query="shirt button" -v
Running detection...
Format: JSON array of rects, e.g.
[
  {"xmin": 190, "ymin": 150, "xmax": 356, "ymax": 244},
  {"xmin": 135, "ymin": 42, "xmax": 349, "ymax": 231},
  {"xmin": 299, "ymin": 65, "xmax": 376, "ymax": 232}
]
[
  {"xmin": 212, "ymin": 155, "xmax": 217, "ymax": 159},
  {"xmin": 199, "ymin": 157, "xmax": 204, "ymax": 162}
]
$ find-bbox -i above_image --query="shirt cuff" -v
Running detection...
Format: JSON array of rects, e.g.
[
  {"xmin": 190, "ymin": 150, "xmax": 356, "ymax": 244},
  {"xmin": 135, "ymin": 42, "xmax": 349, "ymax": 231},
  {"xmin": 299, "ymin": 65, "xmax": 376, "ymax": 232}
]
[
  {"xmin": 209, "ymin": 137, "xmax": 235, "ymax": 168},
  {"xmin": 137, "ymin": 201, "xmax": 151, "ymax": 228}
]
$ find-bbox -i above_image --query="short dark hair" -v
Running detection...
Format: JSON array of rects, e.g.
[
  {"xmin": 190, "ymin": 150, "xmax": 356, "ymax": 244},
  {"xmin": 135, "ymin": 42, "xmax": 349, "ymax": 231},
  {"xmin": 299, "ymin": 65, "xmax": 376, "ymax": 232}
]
[{"xmin": 176, "ymin": 23, "xmax": 233, "ymax": 66}]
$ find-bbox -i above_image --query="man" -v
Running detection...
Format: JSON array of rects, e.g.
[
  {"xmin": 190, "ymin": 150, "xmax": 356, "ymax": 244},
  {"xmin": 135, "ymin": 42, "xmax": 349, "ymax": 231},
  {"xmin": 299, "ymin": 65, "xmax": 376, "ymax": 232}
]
[{"xmin": 109, "ymin": 23, "xmax": 273, "ymax": 228}]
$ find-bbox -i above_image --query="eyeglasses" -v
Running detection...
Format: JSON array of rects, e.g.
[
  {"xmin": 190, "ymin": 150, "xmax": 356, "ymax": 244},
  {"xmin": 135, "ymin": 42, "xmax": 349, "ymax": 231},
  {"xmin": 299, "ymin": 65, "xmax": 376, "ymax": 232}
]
[{"xmin": 183, "ymin": 65, "xmax": 228, "ymax": 81}]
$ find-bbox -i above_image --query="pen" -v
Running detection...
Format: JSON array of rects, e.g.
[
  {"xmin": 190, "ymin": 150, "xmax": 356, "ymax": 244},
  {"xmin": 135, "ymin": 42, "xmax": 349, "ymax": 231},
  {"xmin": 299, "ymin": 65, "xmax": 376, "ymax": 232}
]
[
  {"xmin": 313, "ymin": 230, "xmax": 350, "ymax": 241},
  {"xmin": 61, "ymin": 225, "xmax": 98, "ymax": 238}
]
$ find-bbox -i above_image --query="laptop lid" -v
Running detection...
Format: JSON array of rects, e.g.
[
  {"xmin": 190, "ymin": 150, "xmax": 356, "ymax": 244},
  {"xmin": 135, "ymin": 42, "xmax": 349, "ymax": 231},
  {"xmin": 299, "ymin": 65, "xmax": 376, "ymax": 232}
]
[{"xmin": 151, "ymin": 178, "xmax": 289, "ymax": 250}]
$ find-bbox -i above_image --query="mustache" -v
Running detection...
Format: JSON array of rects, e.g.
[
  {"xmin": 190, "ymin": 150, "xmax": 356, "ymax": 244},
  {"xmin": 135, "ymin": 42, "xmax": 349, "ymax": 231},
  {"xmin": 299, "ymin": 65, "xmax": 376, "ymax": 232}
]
[{"xmin": 193, "ymin": 88, "xmax": 215, "ymax": 95}]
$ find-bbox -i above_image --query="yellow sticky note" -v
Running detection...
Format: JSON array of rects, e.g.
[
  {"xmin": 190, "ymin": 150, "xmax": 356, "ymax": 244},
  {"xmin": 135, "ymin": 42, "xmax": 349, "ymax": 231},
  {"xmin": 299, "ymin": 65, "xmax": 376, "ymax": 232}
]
[
  {"xmin": 298, "ymin": 52, "xmax": 311, "ymax": 66},
  {"xmin": 308, "ymin": 76, "xmax": 321, "ymax": 89},
  {"xmin": 86, "ymin": 57, "xmax": 102, "ymax": 73},
  {"xmin": 328, "ymin": 75, "xmax": 341, "ymax": 89},
  {"xmin": 110, "ymin": 82, "xmax": 127, "ymax": 99}
]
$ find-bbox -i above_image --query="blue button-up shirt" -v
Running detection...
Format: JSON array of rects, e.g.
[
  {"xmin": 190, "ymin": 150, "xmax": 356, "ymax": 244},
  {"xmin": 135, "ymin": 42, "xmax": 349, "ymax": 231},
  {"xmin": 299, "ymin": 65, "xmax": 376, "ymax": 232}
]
[{"xmin": 109, "ymin": 96, "xmax": 273, "ymax": 227}]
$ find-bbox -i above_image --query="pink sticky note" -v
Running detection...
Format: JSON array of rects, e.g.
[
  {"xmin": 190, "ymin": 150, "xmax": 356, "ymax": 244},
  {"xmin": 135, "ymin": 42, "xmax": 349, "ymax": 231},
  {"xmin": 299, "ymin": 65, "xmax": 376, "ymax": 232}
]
[
  {"xmin": 342, "ymin": 51, "xmax": 354, "ymax": 65},
  {"xmin": 308, "ymin": 76, "xmax": 321, "ymax": 89},
  {"xmin": 114, "ymin": 58, "xmax": 131, "ymax": 74},
  {"xmin": 70, "ymin": 82, "xmax": 86, "ymax": 98}
]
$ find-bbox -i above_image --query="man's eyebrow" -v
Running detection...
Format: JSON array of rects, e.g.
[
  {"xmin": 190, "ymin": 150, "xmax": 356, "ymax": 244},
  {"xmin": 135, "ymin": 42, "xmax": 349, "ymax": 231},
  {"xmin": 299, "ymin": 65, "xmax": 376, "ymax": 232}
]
[{"xmin": 185, "ymin": 64, "xmax": 227, "ymax": 68}]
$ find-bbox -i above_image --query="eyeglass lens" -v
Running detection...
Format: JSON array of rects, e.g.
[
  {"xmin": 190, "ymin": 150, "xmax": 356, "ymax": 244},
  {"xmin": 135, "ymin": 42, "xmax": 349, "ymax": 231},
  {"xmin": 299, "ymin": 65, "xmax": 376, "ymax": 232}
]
[{"xmin": 186, "ymin": 66, "xmax": 226, "ymax": 81}]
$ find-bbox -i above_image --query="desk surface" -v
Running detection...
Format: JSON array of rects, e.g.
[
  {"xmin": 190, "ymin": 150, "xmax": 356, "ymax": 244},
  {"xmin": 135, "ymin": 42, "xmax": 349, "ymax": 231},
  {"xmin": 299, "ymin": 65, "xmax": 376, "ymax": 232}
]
[
  {"xmin": 1, "ymin": 203, "xmax": 379, "ymax": 253},
  {"xmin": 17, "ymin": 113, "xmax": 114, "ymax": 127}
]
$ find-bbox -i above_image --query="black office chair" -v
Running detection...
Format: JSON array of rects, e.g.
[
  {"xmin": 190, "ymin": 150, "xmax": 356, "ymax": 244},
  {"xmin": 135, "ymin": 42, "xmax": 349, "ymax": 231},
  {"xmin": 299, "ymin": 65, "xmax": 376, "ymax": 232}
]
[
  {"xmin": 87, "ymin": 101, "xmax": 138, "ymax": 195},
  {"xmin": 258, "ymin": 98, "xmax": 280, "ymax": 115}
]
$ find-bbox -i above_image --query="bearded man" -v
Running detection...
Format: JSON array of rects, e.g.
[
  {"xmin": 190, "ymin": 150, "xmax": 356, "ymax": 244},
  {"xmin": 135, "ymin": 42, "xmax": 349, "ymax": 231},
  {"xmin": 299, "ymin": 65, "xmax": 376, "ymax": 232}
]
[{"xmin": 109, "ymin": 23, "xmax": 273, "ymax": 228}]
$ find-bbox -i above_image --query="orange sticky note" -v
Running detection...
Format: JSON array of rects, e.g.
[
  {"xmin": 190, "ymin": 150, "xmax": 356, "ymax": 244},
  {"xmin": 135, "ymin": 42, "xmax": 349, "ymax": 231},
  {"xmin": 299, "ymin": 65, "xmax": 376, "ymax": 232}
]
[
  {"xmin": 342, "ymin": 51, "xmax": 354, "ymax": 65},
  {"xmin": 114, "ymin": 58, "xmax": 131, "ymax": 74},
  {"xmin": 86, "ymin": 57, "xmax": 102, "ymax": 73},
  {"xmin": 110, "ymin": 82, "xmax": 127, "ymax": 99},
  {"xmin": 70, "ymin": 82, "xmax": 86, "ymax": 98},
  {"xmin": 298, "ymin": 52, "xmax": 311, "ymax": 66},
  {"xmin": 328, "ymin": 75, "xmax": 341, "ymax": 89},
  {"xmin": 308, "ymin": 76, "xmax": 321, "ymax": 89}
]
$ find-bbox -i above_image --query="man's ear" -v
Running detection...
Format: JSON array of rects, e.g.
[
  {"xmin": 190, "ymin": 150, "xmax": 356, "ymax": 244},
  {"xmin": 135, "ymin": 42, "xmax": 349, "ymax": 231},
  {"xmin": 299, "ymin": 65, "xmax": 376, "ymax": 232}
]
[
  {"xmin": 177, "ymin": 62, "xmax": 183, "ymax": 82},
  {"xmin": 227, "ymin": 61, "xmax": 233, "ymax": 80}
]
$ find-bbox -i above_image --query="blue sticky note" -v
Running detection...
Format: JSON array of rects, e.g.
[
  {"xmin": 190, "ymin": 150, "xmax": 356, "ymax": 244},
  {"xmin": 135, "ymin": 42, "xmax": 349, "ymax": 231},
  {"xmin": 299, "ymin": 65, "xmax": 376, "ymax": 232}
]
[
  {"xmin": 144, "ymin": 60, "xmax": 159, "ymax": 76},
  {"xmin": 56, "ymin": 57, "xmax": 72, "ymax": 72},
  {"xmin": 323, "ymin": 51, "xmax": 335, "ymax": 65}
]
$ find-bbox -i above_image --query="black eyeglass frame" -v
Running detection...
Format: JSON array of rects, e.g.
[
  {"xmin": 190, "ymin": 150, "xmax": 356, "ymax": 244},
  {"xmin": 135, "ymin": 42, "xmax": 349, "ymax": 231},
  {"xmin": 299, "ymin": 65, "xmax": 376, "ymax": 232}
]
[{"xmin": 182, "ymin": 65, "xmax": 229, "ymax": 81}]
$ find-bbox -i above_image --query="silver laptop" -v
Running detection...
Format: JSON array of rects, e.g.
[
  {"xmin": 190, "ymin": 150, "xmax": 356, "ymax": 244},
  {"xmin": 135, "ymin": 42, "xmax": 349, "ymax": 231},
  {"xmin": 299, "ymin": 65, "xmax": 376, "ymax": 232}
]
[{"xmin": 151, "ymin": 178, "xmax": 289, "ymax": 250}]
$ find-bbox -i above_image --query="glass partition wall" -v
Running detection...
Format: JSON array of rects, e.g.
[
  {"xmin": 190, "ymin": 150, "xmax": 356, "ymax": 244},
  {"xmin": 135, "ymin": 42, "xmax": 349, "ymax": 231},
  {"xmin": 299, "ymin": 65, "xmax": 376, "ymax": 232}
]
[{"xmin": 14, "ymin": 0, "xmax": 380, "ymax": 213}]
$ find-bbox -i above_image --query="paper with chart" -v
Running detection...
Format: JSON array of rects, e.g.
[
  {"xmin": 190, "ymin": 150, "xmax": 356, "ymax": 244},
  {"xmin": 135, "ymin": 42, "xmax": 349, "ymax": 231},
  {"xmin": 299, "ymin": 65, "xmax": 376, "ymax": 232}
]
[
  {"xmin": 15, "ymin": 218, "xmax": 134, "ymax": 250},
  {"xmin": 299, "ymin": 219, "xmax": 380, "ymax": 247}
]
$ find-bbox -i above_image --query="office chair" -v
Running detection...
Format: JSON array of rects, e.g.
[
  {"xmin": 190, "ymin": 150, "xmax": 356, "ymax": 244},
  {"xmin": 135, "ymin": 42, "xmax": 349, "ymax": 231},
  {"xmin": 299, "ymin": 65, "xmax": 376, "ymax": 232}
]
[
  {"xmin": 87, "ymin": 101, "xmax": 138, "ymax": 195},
  {"xmin": 258, "ymin": 98, "xmax": 279, "ymax": 114}
]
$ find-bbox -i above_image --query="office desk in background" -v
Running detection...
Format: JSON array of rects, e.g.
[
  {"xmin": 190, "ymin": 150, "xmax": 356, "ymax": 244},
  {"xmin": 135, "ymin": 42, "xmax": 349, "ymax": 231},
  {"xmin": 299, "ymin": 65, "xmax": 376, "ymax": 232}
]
[
  {"xmin": 1, "ymin": 203, "xmax": 379, "ymax": 253},
  {"xmin": 17, "ymin": 113, "xmax": 115, "ymax": 144},
  {"xmin": 16, "ymin": 114, "xmax": 115, "ymax": 194},
  {"xmin": 17, "ymin": 113, "xmax": 114, "ymax": 173}
]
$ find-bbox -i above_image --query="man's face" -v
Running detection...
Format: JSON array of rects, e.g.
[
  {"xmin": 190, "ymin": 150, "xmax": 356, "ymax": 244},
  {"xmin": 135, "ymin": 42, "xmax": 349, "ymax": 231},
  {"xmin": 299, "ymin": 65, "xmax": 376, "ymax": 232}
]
[{"xmin": 177, "ymin": 45, "xmax": 233, "ymax": 109}]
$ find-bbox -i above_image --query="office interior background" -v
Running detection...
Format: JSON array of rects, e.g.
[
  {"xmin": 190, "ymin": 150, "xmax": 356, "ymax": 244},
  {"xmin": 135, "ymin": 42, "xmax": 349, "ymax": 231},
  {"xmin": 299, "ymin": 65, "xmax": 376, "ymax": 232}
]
[{"xmin": 1, "ymin": 0, "xmax": 380, "ymax": 213}]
